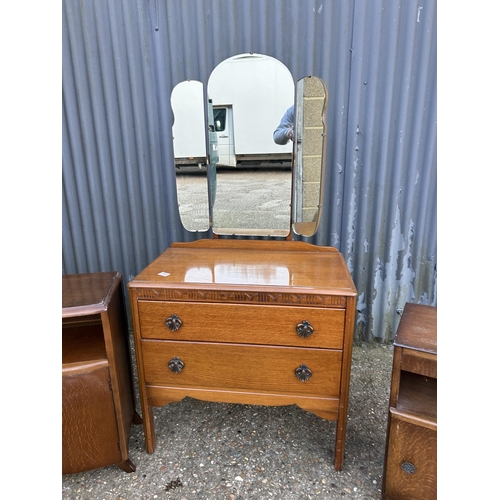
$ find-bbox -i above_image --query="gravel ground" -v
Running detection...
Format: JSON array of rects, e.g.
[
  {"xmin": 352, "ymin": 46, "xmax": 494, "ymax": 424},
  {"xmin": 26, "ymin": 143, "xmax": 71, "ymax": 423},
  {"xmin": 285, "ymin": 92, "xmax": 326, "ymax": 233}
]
[{"xmin": 62, "ymin": 342, "xmax": 393, "ymax": 499}]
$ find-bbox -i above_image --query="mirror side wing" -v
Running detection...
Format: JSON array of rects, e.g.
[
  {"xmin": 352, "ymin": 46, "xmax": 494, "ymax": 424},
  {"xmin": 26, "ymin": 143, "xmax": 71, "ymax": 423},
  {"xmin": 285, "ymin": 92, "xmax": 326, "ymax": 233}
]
[
  {"xmin": 171, "ymin": 80, "xmax": 211, "ymax": 232},
  {"xmin": 292, "ymin": 76, "xmax": 328, "ymax": 237}
]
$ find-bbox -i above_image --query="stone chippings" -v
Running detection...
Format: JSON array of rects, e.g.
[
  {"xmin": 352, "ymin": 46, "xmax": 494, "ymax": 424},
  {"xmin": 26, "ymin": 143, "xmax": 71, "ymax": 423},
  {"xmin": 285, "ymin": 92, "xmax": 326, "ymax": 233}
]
[{"xmin": 62, "ymin": 342, "xmax": 393, "ymax": 499}]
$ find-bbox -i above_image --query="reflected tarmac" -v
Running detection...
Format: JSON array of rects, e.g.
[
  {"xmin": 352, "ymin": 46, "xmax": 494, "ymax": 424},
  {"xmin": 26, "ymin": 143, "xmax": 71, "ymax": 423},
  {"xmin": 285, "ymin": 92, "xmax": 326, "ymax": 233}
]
[{"xmin": 176, "ymin": 167, "xmax": 292, "ymax": 234}]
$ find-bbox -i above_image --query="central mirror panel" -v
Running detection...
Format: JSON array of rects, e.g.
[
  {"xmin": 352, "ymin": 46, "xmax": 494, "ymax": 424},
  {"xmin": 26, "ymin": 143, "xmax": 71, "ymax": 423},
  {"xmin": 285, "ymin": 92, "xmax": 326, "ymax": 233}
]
[{"xmin": 208, "ymin": 54, "xmax": 295, "ymax": 236}]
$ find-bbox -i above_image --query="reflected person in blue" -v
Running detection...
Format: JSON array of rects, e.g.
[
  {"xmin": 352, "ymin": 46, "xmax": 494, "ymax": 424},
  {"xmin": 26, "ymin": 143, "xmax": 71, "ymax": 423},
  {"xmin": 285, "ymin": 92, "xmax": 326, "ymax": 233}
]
[{"xmin": 273, "ymin": 105, "xmax": 294, "ymax": 145}]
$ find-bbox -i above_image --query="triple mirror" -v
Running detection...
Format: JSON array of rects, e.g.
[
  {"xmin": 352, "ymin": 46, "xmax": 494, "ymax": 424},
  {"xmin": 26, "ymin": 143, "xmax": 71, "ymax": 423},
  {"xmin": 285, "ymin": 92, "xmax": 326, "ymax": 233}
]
[{"xmin": 171, "ymin": 53, "xmax": 327, "ymax": 237}]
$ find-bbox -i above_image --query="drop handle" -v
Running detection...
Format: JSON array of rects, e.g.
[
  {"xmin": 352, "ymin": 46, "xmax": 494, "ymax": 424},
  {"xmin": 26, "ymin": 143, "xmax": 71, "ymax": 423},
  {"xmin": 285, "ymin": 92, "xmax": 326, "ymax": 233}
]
[
  {"xmin": 165, "ymin": 314, "xmax": 183, "ymax": 331},
  {"xmin": 168, "ymin": 357, "xmax": 185, "ymax": 374},
  {"xmin": 295, "ymin": 364, "xmax": 313, "ymax": 382},
  {"xmin": 296, "ymin": 320, "xmax": 314, "ymax": 338}
]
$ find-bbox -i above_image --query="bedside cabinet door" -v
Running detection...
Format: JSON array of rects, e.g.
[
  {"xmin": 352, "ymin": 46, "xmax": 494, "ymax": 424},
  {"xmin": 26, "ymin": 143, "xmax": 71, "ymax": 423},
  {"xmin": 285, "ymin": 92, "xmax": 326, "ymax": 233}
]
[
  {"xmin": 384, "ymin": 411, "xmax": 437, "ymax": 500},
  {"xmin": 62, "ymin": 363, "xmax": 121, "ymax": 474}
]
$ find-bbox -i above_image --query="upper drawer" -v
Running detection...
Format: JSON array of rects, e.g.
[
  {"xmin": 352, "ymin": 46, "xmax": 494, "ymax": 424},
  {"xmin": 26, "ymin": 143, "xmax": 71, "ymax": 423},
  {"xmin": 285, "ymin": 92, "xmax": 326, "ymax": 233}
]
[{"xmin": 137, "ymin": 301, "xmax": 345, "ymax": 349}]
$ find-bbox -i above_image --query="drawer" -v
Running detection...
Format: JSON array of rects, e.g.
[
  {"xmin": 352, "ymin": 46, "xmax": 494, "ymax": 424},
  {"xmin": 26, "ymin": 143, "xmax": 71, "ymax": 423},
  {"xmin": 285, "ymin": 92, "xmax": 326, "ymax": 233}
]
[
  {"xmin": 138, "ymin": 301, "xmax": 345, "ymax": 348},
  {"xmin": 384, "ymin": 410, "xmax": 437, "ymax": 499},
  {"xmin": 141, "ymin": 340, "xmax": 342, "ymax": 397}
]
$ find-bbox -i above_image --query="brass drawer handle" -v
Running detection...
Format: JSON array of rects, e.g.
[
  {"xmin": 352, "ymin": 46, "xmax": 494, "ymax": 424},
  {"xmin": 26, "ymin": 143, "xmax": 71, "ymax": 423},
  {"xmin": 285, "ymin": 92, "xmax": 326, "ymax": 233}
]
[
  {"xmin": 295, "ymin": 364, "xmax": 313, "ymax": 382},
  {"xmin": 168, "ymin": 357, "xmax": 185, "ymax": 374},
  {"xmin": 296, "ymin": 320, "xmax": 314, "ymax": 338},
  {"xmin": 165, "ymin": 314, "xmax": 183, "ymax": 331}
]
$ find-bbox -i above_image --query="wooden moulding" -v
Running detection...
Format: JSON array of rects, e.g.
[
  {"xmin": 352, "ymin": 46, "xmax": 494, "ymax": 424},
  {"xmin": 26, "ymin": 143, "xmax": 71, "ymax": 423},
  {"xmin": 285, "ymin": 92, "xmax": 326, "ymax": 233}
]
[{"xmin": 146, "ymin": 385, "xmax": 340, "ymax": 421}]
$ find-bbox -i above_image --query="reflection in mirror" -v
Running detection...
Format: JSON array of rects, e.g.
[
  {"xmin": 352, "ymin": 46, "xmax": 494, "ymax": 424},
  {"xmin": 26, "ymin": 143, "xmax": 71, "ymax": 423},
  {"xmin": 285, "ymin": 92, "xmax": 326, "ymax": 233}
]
[
  {"xmin": 207, "ymin": 54, "xmax": 295, "ymax": 236},
  {"xmin": 171, "ymin": 80, "xmax": 210, "ymax": 232},
  {"xmin": 184, "ymin": 264, "xmax": 289, "ymax": 286},
  {"xmin": 184, "ymin": 266, "xmax": 213, "ymax": 283},
  {"xmin": 292, "ymin": 76, "xmax": 328, "ymax": 237}
]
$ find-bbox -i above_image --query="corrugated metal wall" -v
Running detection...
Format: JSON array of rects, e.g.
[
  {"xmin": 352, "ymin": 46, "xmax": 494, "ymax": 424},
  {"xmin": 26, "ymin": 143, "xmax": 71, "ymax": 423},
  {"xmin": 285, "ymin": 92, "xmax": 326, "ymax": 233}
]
[{"xmin": 62, "ymin": 0, "xmax": 437, "ymax": 342}]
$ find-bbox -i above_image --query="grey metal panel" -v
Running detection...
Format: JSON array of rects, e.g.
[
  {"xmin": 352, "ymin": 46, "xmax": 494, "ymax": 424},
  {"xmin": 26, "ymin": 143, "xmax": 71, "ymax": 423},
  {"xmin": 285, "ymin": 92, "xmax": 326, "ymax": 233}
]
[
  {"xmin": 62, "ymin": 0, "xmax": 436, "ymax": 341},
  {"xmin": 342, "ymin": 0, "xmax": 437, "ymax": 340}
]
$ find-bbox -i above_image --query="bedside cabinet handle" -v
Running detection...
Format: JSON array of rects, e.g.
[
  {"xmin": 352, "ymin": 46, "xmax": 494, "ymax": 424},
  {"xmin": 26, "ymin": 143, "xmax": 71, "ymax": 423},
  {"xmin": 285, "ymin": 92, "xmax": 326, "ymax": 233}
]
[
  {"xmin": 401, "ymin": 461, "xmax": 416, "ymax": 474},
  {"xmin": 296, "ymin": 320, "xmax": 314, "ymax": 338},
  {"xmin": 295, "ymin": 364, "xmax": 313, "ymax": 382},
  {"xmin": 168, "ymin": 357, "xmax": 185, "ymax": 373},
  {"xmin": 165, "ymin": 314, "xmax": 183, "ymax": 331}
]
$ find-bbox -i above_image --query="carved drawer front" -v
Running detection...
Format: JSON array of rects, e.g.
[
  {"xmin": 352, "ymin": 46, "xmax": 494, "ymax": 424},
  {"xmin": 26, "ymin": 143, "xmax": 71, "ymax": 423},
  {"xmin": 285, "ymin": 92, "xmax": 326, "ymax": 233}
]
[
  {"xmin": 141, "ymin": 340, "xmax": 342, "ymax": 397},
  {"xmin": 384, "ymin": 411, "xmax": 437, "ymax": 500},
  {"xmin": 138, "ymin": 301, "xmax": 345, "ymax": 348}
]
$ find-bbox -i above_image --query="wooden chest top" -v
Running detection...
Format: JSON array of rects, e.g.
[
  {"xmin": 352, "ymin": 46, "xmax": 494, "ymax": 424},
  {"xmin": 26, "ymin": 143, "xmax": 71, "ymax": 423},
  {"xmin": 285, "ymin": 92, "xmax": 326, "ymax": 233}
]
[{"xmin": 129, "ymin": 240, "xmax": 356, "ymax": 299}]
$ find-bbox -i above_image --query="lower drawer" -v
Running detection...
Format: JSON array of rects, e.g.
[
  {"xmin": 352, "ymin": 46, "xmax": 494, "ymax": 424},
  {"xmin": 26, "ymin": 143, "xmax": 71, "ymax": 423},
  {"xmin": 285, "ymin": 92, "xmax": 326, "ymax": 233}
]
[
  {"xmin": 383, "ymin": 410, "xmax": 437, "ymax": 500},
  {"xmin": 141, "ymin": 340, "xmax": 342, "ymax": 398}
]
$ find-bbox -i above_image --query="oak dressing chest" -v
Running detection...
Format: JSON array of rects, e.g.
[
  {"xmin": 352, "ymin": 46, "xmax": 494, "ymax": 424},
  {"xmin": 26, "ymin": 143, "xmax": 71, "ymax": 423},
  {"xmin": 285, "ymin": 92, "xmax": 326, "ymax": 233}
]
[{"xmin": 129, "ymin": 238, "xmax": 356, "ymax": 470}]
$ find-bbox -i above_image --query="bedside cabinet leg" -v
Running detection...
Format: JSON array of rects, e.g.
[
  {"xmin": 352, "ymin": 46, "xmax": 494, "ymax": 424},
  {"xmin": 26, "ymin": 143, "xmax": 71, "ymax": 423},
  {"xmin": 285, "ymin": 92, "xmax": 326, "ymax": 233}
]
[
  {"xmin": 117, "ymin": 459, "xmax": 136, "ymax": 473},
  {"xmin": 133, "ymin": 410, "xmax": 143, "ymax": 425}
]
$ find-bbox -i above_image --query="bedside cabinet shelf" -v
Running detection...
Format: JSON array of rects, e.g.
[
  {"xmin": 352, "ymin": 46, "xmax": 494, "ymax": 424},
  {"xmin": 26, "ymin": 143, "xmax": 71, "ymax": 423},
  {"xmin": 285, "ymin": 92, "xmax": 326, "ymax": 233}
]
[
  {"xmin": 396, "ymin": 370, "xmax": 437, "ymax": 423},
  {"xmin": 63, "ymin": 322, "xmax": 107, "ymax": 365},
  {"xmin": 382, "ymin": 303, "xmax": 437, "ymax": 500}
]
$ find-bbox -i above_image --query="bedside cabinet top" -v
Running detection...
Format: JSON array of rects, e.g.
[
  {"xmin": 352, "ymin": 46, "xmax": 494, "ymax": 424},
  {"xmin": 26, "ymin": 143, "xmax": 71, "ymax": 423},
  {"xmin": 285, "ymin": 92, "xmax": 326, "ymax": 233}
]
[
  {"xmin": 394, "ymin": 303, "xmax": 437, "ymax": 354},
  {"xmin": 62, "ymin": 272, "xmax": 121, "ymax": 318}
]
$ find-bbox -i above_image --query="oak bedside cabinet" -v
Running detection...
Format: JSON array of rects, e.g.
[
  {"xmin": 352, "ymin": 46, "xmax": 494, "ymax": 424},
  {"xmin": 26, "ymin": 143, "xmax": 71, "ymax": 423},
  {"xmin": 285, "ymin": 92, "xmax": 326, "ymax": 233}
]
[
  {"xmin": 62, "ymin": 272, "xmax": 141, "ymax": 474},
  {"xmin": 128, "ymin": 239, "xmax": 357, "ymax": 470},
  {"xmin": 382, "ymin": 303, "xmax": 437, "ymax": 499}
]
